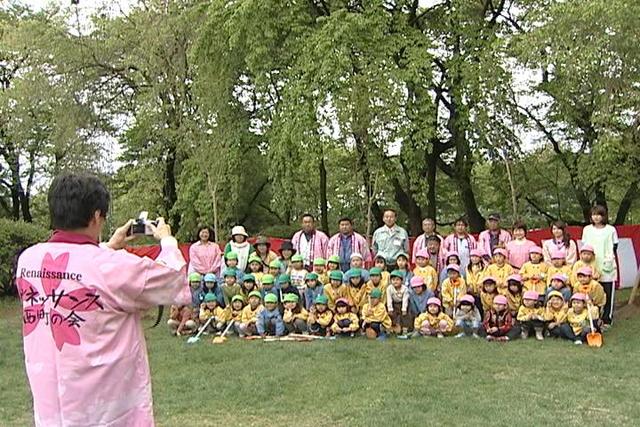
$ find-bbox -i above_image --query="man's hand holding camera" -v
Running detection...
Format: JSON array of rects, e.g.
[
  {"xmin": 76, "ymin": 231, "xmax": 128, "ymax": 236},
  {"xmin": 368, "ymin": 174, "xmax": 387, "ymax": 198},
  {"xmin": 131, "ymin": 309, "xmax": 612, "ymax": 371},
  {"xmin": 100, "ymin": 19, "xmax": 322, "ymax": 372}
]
[{"xmin": 107, "ymin": 216, "xmax": 172, "ymax": 250}]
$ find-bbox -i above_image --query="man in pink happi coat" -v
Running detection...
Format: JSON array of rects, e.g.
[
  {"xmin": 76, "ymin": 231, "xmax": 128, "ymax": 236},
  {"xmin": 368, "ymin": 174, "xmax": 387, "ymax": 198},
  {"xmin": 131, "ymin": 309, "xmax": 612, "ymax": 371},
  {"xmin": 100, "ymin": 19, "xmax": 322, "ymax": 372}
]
[
  {"xmin": 291, "ymin": 213, "xmax": 329, "ymax": 270},
  {"xmin": 327, "ymin": 217, "xmax": 372, "ymax": 271},
  {"xmin": 17, "ymin": 174, "xmax": 190, "ymax": 427}
]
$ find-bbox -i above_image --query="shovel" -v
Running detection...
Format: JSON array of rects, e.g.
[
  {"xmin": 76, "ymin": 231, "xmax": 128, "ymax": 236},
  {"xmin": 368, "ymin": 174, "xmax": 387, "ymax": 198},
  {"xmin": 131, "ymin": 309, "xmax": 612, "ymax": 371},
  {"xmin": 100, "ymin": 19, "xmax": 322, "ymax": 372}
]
[
  {"xmin": 586, "ymin": 302, "xmax": 602, "ymax": 348},
  {"xmin": 212, "ymin": 320, "xmax": 235, "ymax": 344},
  {"xmin": 187, "ymin": 316, "xmax": 214, "ymax": 344}
]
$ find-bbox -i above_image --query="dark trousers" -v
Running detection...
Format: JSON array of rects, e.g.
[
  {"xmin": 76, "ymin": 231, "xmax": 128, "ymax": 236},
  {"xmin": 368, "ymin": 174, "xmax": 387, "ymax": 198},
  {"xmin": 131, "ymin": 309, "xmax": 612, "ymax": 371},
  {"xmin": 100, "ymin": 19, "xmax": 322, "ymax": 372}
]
[
  {"xmin": 309, "ymin": 322, "xmax": 328, "ymax": 335},
  {"xmin": 285, "ymin": 319, "xmax": 307, "ymax": 334},
  {"xmin": 556, "ymin": 323, "xmax": 597, "ymax": 341},
  {"xmin": 363, "ymin": 322, "xmax": 383, "ymax": 336},
  {"xmin": 479, "ymin": 324, "xmax": 521, "ymax": 340},
  {"xmin": 520, "ymin": 320, "xmax": 545, "ymax": 334},
  {"xmin": 600, "ymin": 281, "xmax": 614, "ymax": 324},
  {"xmin": 390, "ymin": 302, "xmax": 412, "ymax": 330}
]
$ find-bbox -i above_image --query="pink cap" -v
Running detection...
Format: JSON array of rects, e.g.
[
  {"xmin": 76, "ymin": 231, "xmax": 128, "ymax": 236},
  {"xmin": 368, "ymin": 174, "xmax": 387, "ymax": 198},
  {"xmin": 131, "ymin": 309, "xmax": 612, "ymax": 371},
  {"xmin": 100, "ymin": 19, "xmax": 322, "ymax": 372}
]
[
  {"xmin": 416, "ymin": 248, "xmax": 430, "ymax": 259},
  {"xmin": 529, "ymin": 246, "xmax": 543, "ymax": 255},
  {"xmin": 460, "ymin": 294, "xmax": 475, "ymax": 304},
  {"xmin": 427, "ymin": 297, "xmax": 442, "ymax": 307},
  {"xmin": 493, "ymin": 248, "xmax": 508, "ymax": 257},
  {"xmin": 551, "ymin": 273, "xmax": 567, "ymax": 283},
  {"xmin": 507, "ymin": 274, "xmax": 522, "ymax": 283},
  {"xmin": 482, "ymin": 276, "xmax": 497, "ymax": 284},
  {"xmin": 571, "ymin": 293, "xmax": 587, "ymax": 302},
  {"xmin": 493, "ymin": 295, "xmax": 508, "ymax": 305},
  {"xmin": 470, "ymin": 248, "xmax": 484, "ymax": 258},
  {"xmin": 580, "ymin": 244, "xmax": 595, "ymax": 253},
  {"xmin": 523, "ymin": 290, "xmax": 539, "ymax": 300},
  {"xmin": 410, "ymin": 276, "xmax": 425, "ymax": 288},
  {"xmin": 446, "ymin": 250, "xmax": 460, "ymax": 259},
  {"xmin": 577, "ymin": 266, "xmax": 593, "ymax": 276},
  {"xmin": 446, "ymin": 264, "xmax": 460, "ymax": 272},
  {"xmin": 551, "ymin": 249, "xmax": 566, "ymax": 260}
]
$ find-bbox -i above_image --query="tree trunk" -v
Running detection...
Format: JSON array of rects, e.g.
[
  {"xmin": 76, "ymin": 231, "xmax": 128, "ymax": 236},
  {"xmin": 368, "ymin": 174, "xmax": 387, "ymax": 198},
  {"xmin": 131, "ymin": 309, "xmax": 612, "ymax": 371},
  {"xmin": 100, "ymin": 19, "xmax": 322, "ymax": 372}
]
[
  {"xmin": 615, "ymin": 181, "xmax": 639, "ymax": 225},
  {"xmin": 319, "ymin": 153, "xmax": 329, "ymax": 234},
  {"xmin": 353, "ymin": 130, "xmax": 383, "ymax": 230},
  {"xmin": 424, "ymin": 145, "xmax": 438, "ymax": 221},
  {"xmin": 391, "ymin": 177, "xmax": 422, "ymax": 236},
  {"xmin": 9, "ymin": 150, "xmax": 20, "ymax": 221},
  {"xmin": 458, "ymin": 175, "xmax": 485, "ymax": 232},
  {"xmin": 163, "ymin": 142, "xmax": 180, "ymax": 233}
]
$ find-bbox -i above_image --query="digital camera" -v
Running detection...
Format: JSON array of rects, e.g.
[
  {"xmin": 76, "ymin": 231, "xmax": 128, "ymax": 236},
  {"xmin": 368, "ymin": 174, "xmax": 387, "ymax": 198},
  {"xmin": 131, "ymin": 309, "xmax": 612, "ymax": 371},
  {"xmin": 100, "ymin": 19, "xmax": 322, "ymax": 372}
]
[{"xmin": 129, "ymin": 211, "xmax": 158, "ymax": 236}]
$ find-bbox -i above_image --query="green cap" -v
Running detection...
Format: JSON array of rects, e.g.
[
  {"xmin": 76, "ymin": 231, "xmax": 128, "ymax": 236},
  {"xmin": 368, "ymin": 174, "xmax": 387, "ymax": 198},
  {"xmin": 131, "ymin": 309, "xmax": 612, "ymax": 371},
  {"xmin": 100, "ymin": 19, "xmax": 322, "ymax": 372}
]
[
  {"xmin": 347, "ymin": 268, "xmax": 362, "ymax": 279},
  {"xmin": 248, "ymin": 255, "xmax": 262, "ymax": 264},
  {"xmin": 315, "ymin": 294, "xmax": 329, "ymax": 305},
  {"xmin": 283, "ymin": 293, "xmax": 299, "ymax": 303},
  {"xmin": 390, "ymin": 270, "xmax": 405, "ymax": 279},
  {"xmin": 291, "ymin": 254, "xmax": 304, "ymax": 262},
  {"xmin": 313, "ymin": 258, "xmax": 326, "ymax": 266},
  {"xmin": 305, "ymin": 272, "xmax": 319, "ymax": 281},
  {"xmin": 395, "ymin": 252, "xmax": 409, "ymax": 260},
  {"xmin": 264, "ymin": 293, "xmax": 278, "ymax": 304},
  {"xmin": 231, "ymin": 295, "xmax": 245, "ymax": 303},
  {"xmin": 369, "ymin": 267, "xmax": 382, "ymax": 276},
  {"xmin": 225, "ymin": 251, "xmax": 238, "ymax": 260},
  {"xmin": 329, "ymin": 270, "xmax": 343, "ymax": 281},
  {"xmin": 370, "ymin": 288, "xmax": 382, "ymax": 299},
  {"xmin": 327, "ymin": 255, "xmax": 341, "ymax": 264},
  {"xmin": 204, "ymin": 293, "xmax": 217, "ymax": 302},
  {"xmin": 188, "ymin": 272, "xmax": 202, "ymax": 282},
  {"xmin": 261, "ymin": 274, "xmax": 275, "ymax": 285},
  {"xmin": 223, "ymin": 268, "xmax": 236, "ymax": 278},
  {"xmin": 248, "ymin": 291, "xmax": 262, "ymax": 299},
  {"xmin": 243, "ymin": 274, "xmax": 255, "ymax": 283},
  {"xmin": 269, "ymin": 260, "xmax": 281, "ymax": 269},
  {"xmin": 278, "ymin": 274, "xmax": 291, "ymax": 284}
]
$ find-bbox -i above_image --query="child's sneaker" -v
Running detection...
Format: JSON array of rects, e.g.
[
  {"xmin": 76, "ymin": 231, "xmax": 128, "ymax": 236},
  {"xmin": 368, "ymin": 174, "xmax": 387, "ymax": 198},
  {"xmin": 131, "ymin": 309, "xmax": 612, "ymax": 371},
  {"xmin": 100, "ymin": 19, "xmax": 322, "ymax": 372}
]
[
  {"xmin": 472, "ymin": 333, "xmax": 480, "ymax": 339},
  {"xmin": 401, "ymin": 327, "xmax": 409, "ymax": 335},
  {"xmin": 535, "ymin": 329, "xmax": 544, "ymax": 341},
  {"xmin": 455, "ymin": 332, "xmax": 466, "ymax": 338},
  {"xmin": 574, "ymin": 339, "xmax": 583, "ymax": 345},
  {"xmin": 437, "ymin": 332, "xmax": 444, "ymax": 339},
  {"xmin": 497, "ymin": 336, "xmax": 509, "ymax": 342},
  {"xmin": 521, "ymin": 330, "xmax": 528, "ymax": 340},
  {"xmin": 486, "ymin": 335, "xmax": 495, "ymax": 341}
]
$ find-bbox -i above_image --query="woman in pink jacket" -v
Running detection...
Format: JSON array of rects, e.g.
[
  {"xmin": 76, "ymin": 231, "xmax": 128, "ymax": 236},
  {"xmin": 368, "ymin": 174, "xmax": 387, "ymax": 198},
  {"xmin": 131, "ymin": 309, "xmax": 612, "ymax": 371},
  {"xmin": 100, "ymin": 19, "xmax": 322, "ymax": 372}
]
[
  {"xmin": 18, "ymin": 174, "xmax": 190, "ymax": 427},
  {"xmin": 188, "ymin": 226, "xmax": 222, "ymax": 275}
]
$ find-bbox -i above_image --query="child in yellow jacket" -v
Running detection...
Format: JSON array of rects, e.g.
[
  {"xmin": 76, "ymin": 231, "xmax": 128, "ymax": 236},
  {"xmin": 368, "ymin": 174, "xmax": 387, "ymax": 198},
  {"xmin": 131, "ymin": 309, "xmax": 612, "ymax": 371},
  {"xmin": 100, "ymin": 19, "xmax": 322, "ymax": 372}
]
[
  {"xmin": 413, "ymin": 248, "xmax": 439, "ymax": 292},
  {"xmin": 312, "ymin": 258, "xmax": 329, "ymax": 286},
  {"xmin": 558, "ymin": 293, "xmax": 600, "ymax": 345},
  {"xmin": 520, "ymin": 246, "xmax": 549, "ymax": 294},
  {"xmin": 282, "ymin": 293, "xmax": 309, "ymax": 334},
  {"xmin": 237, "ymin": 291, "xmax": 264, "ymax": 337},
  {"xmin": 570, "ymin": 244, "xmax": 601, "ymax": 287},
  {"xmin": 544, "ymin": 290, "xmax": 568, "ymax": 338},
  {"xmin": 374, "ymin": 255, "xmax": 391, "ymax": 289},
  {"xmin": 440, "ymin": 264, "xmax": 467, "ymax": 317},
  {"xmin": 480, "ymin": 276, "xmax": 499, "ymax": 315},
  {"xmin": 546, "ymin": 249, "xmax": 572, "ymax": 287},
  {"xmin": 331, "ymin": 298, "xmax": 360, "ymax": 337},
  {"xmin": 573, "ymin": 266, "xmax": 606, "ymax": 314},
  {"xmin": 364, "ymin": 267, "xmax": 388, "ymax": 303},
  {"xmin": 517, "ymin": 290, "xmax": 545, "ymax": 340},
  {"xmin": 413, "ymin": 297, "xmax": 454, "ymax": 338},
  {"xmin": 199, "ymin": 293, "xmax": 230, "ymax": 334},
  {"xmin": 466, "ymin": 249, "xmax": 486, "ymax": 296},
  {"xmin": 505, "ymin": 274, "xmax": 523, "ymax": 316},
  {"xmin": 346, "ymin": 269, "xmax": 368, "ymax": 314},
  {"xmin": 483, "ymin": 248, "xmax": 514, "ymax": 294},
  {"xmin": 323, "ymin": 270, "xmax": 349, "ymax": 311},
  {"xmin": 228, "ymin": 295, "xmax": 245, "ymax": 328},
  {"xmin": 361, "ymin": 288, "xmax": 392, "ymax": 339},
  {"xmin": 307, "ymin": 295, "xmax": 333, "ymax": 336}
]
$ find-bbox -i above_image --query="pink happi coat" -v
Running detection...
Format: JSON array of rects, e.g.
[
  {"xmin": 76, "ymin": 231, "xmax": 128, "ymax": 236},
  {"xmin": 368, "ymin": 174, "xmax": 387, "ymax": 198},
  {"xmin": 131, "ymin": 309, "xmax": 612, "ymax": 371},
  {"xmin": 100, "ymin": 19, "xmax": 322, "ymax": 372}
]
[
  {"xmin": 291, "ymin": 230, "xmax": 329, "ymax": 266},
  {"xmin": 17, "ymin": 231, "xmax": 190, "ymax": 427},
  {"xmin": 188, "ymin": 241, "xmax": 222, "ymax": 275},
  {"xmin": 477, "ymin": 229, "xmax": 512, "ymax": 257},
  {"xmin": 327, "ymin": 232, "xmax": 373, "ymax": 263}
]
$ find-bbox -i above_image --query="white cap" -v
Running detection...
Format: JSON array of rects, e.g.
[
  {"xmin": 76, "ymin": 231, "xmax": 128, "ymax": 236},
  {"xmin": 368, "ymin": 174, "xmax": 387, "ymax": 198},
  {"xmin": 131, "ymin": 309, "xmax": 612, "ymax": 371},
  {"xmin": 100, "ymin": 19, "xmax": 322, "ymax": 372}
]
[
  {"xmin": 350, "ymin": 252, "xmax": 363, "ymax": 260},
  {"xmin": 231, "ymin": 225, "xmax": 248, "ymax": 237}
]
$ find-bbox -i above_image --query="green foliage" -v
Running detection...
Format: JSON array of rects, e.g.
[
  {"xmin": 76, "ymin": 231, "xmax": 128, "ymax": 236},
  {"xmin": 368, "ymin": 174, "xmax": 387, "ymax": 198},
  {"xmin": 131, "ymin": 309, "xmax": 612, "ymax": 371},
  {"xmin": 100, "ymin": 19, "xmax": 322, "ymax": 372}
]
[{"xmin": 0, "ymin": 219, "xmax": 49, "ymax": 295}]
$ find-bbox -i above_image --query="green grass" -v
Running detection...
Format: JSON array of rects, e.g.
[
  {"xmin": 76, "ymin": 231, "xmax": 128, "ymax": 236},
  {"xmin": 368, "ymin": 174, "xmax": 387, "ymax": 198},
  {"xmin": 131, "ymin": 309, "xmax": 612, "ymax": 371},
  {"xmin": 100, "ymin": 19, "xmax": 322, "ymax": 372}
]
[{"xmin": 2, "ymin": 292, "xmax": 639, "ymax": 427}]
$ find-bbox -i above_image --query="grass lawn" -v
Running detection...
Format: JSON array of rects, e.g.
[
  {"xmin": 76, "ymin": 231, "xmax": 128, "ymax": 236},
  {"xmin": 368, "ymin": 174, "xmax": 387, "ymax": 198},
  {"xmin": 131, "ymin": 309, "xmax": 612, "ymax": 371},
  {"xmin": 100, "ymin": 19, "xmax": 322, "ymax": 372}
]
[{"xmin": 2, "ymin": 293, "xmax": 639, "ymax": 427}]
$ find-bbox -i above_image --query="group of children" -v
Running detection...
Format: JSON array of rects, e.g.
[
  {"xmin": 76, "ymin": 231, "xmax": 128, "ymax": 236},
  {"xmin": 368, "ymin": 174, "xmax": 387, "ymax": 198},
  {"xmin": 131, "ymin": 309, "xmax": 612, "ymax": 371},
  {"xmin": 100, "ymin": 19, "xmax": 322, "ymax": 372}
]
[{"xmin": 168, "ymin": 241, "xmax": 605, "ymax": 345}]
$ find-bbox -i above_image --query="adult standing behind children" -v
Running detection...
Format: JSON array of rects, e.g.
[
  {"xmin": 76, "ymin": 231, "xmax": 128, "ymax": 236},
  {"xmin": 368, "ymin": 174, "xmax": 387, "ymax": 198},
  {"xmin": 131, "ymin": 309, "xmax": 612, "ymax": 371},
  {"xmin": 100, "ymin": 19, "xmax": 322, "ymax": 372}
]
[
  {"xmin": 442, "ymin": 217, "xmax": 477, "ymax": 271},
  {"xmin": 411, "ymin": 218, "xmax": 443, "ymax": 265},
  {"xmin": 291, "ymin": 214, "xmax": 329, "ymax": 270},
  {"xmin": 477, "ymin": 213, "xmax": 512, "ymax": 261},
  {"xmin": 542, "ymin": 221, "xmax": 578, "ymax": 265},
  {"xmin": 188, "ymin": 226, "xmax": 222, "ymax": 275},
  {"xmin": 581, "ymin": 205, "xmax": 618, "ymax": 328},
  {"xmin": 17, "ymin": 173, "xmax": 189, "ymax": 426},
  {"xmin": 327, "ymin": 217, "xmax": 372, "ymax": 272},
  {"xmin": 372, "ymin": 209, "xmax": 409, "ymax": 270},
  {"xmin": 223, "ymin": 225, "xmax": 253, "ymax": 272}
]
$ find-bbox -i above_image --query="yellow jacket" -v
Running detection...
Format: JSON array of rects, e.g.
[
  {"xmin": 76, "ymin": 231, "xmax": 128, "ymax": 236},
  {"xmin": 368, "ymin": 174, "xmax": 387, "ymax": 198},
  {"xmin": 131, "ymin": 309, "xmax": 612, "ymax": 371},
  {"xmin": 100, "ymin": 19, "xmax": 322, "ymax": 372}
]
[
  {"xmin": 413, "ymin": 265, "xmax": 438, "ymax": 292},
  {"xmin": 441, "ymin": 278, "xmax": 467, "ymax": 309},
  {"xmin": 572, "ymin": 280, "xmax": 606, "ymax": 309},
  {"xmin": 516, "ymin": 305, "xmax": 544, "ymax": 322},
  {"xmin": 380, "ymin": 271, "xmax": 390, "ymax": 289},
  {"xmin": 346, "ymin": 285, "xmax": 368, "ymax": 314},
  {"xmin": 506, "ymin": 292, "xmax": 522, "ymax": 314},
  {"xmin": 331, "ymin": 312, "xmax": 360, "ymax": 333},
  {"xmin": 546, "ymin": 265, "xmax": 572, "ymax": 286},
  {"xmin": 314, "ymin": 271, "xmax": 329, "ymax": 286},
  {"xmin": 199, "ymin": 305, "xmax": 230, "ymax": 323},
  {"xmin": 570, "ymin": 261, "xmax": 601, "ymax": 287},
  {"xmin": 414, "ymin": 311, "xmax": 453, "ymax": 331},
  {"xmin": 567, "ymin": 306, "xmax": 599, "ymax": 335},
  {"xmin": 484, "ymin": 263, "xmax": 514, "ymax": 292},
  {"xmin": 251, "ymin": 271, "xmax": 265, "ymax": 288},
  {"xmin": 520, "ymin": 262, "xmax": 549, "ymax": 294},
  {"xmin": 544, "ymin": 305, "xmax": 568, "ymax": 323},
  {"xmin": 323, "ymin": 283, "xmax": 349, "ymax": 311},
  {"xmin": 362, "ymin": 302, "xmax": 392, "ymax": 329},
  {"xmin": 229, "ymin": 307, "xmax": 244, "ymax": 322},
  {"xmin": 240, "ymin": 304, "xmax": 263, "ymax": 324},
  {"xmin": 283, "ymin": 307, "xmax": 309, "ymax": 323},
  {"xmin": 308, "ymin": 308, "xmax": 333, "ymax": 327},
  {"xmin": 480, "ymin": 291, "xmax": 499, "ymax": 312},
  {"xmin": 466, "ymin": 263, "xmax": 486, "ymax": 295},
  {"xmin": 364, "ymin": 281, "xmax": 388, "ymax": 303}
]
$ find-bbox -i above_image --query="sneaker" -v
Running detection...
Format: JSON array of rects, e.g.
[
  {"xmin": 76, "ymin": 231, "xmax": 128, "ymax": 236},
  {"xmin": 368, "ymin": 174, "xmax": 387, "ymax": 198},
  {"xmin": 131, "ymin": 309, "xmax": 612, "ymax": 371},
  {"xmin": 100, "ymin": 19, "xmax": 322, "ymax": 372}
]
[
  {"xmin": 497, "ymin": 336, "xmax": 509, "ymax": 342},
  {"xmin": 602, "ymin": 324, "xmax": 611, "ymax": 332},
  {"xmin": 535, "ymin": 330, "xmax": 544, "ymax": 341},
  {"xmin": 521, "ymin": 330, "xmax": 529, "ymax": 340},
  {"xmin": 402, "ymin": 327, "xmax": 409, "ymax": 335},
  {"xmin": 574, "ymin": 340, "xmax": 583, "ymax": 345},
  {"xmin": 472, "ymin": 333, "xmax": 480, "ymax": 339},
  {"xmin": 455, "ymin": 332, "xmax": 466, "ymax": 338},
  {"xmin": 437, "ymin": 332, "xmax": 444, "ymax": 338},
  {"xmin": 486, "ymin": 335, "xmax": 495, "ymax": 341}
]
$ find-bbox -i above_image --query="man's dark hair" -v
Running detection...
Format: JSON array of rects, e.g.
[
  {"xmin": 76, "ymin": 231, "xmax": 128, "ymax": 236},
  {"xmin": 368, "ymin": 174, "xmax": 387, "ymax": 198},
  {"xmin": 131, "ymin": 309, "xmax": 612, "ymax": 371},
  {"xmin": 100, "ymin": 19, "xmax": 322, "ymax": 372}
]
[
  {"xmin": 301, "ymin": 213, "xmax": 315, "ymax": 221},
  {"xmin": 48, "ymin": 174, "xmax": 110, "ymax": 230},
  {"xmin": 383, "ymin": 208, "xmax": 397, "ymax": 216},
  {"xmin": 426, "ymin": 235, "xmax": 441, "ymax": 243},
  {"xmin": 455, "ymin": 216, "xmax": 468, "ymax": 226},
  {"xmin": 338, "ymin": 217, "xmax": 353, "ymax": 224}
]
